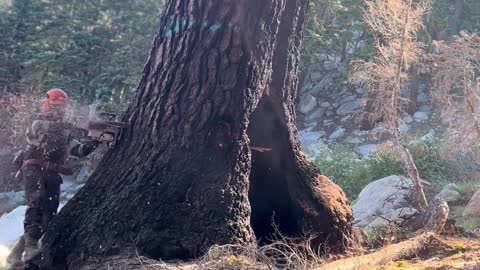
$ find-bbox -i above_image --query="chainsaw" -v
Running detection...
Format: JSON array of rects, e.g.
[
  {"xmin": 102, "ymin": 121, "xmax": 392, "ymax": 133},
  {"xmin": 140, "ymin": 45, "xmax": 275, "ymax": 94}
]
[{"xmin": 72, "ymin": 106, "xmax": 127, "ymax": 144}]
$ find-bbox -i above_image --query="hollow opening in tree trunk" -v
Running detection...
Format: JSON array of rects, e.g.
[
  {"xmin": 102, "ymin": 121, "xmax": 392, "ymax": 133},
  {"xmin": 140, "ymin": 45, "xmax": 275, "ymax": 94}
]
[{"xmin": 247, "ymin": 98, "xmax": 300, "ymax": 244}]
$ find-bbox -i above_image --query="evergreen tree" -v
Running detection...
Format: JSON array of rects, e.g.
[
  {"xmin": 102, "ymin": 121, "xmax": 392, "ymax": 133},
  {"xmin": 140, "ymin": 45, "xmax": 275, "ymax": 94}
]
[{"xmin": 0, "ymin": 0, "xmax": 164, "ymax": 112}]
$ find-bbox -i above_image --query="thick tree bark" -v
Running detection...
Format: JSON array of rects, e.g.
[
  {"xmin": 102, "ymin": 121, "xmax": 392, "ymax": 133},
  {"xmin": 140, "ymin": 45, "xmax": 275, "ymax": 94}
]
[{"xmin": 41, "ymin": 0, "xmax": 353, "ymax": 268}]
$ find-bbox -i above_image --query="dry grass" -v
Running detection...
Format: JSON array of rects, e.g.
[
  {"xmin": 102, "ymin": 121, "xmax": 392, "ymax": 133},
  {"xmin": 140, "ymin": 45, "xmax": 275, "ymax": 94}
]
[
  {"xmin": 133, "ymin": 231, "xmax": 324, "ymax": 270},
  {"xmin": 431, "ymin": 33, "xmax": 480, "ymax": 160},
  {"xmin": 196, "ymin": 239, "xmax": 321, "ymax": 270},
  {"xmin": 76, "ymin": 233, "xmax": 480, "ymax": 270},
  {"xmin": 368, "ymin": 237, "xmax": 480, "ymax": 270}
]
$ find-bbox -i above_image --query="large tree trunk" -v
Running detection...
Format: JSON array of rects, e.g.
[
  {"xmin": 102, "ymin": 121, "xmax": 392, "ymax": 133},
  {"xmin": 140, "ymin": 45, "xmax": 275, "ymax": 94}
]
[{"xmin": 41, "ymin": 0, "xmax": 353, "ymax": 268}]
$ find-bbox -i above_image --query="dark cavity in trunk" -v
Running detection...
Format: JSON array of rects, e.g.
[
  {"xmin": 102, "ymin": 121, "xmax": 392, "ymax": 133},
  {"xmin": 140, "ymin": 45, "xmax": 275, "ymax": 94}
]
[{"xmin": 248, "ymin": 97, "xmax": 299, "ymax": 243}]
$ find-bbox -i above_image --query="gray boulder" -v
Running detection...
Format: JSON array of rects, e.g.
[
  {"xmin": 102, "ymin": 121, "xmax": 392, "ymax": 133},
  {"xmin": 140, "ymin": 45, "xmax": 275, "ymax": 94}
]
[
  {"xmin": 419, "ymin": 105, "xmax": 431, "ymax": 112},
  {"xmin": 403, "ymin": 116, "xmax": 414, "ymax": 124},
  {"xmin": 310, "ymin": 71, "xmax": 323, "ymax": 82},
  {"xmin": 300, "ymin": 82, "xmax": 313, "ymax": 93},
  {"xmin": 399, "ymin": 123, "xmax": 410, "ymax": 133},
  {"xmin": 325, "ymin": 111, "xmax": 334, "ymax": 117},
  {"xmin": 299, "ymin": 131, "xmax": 326, "ymax": 156},
  {"xmin": 305, "ymin": 108, "xmax": 326, "ymax": 122},
  {"xmin": 299, "ymin": 94, "xmax": 317, "ymax": 114},
  {"xmin": 355, "ymin": 144, "xmax": 378, "ymax": 156},
  {"xmin": 417, "ymin": 92, "xmax": 430, "ymax": 103},
  {"xmin": 337, "ymin": 100, "xmax": 363, "ymax": 116},
  {"xmin": 341, "ymin": 95, "xmax": 357, "ymax": 103},
  {"xmin": 308, "ymin": 75, "xmax": 333, "ymax": 95},
  {"xmin": 435, "ymin": 189, "xmax": 461, "ymax": 203},
  {"xmin": 413, "ymin": 111, "xmax": 429, "ymax": 122},
  {"xmin": 323, "ymin": 119, "xmax": 334, "ymax": 126},
  {"xmin": 303, "ymin": 121, "xmax": 319, "ymax": 132},
  {"xmin": 463, "ymin": 189, "xmax": 480, "ymax": 220},
  {"xmin": 323, "ymin": 61, "xmax": 338, "ymax": 71},
  {"xmin": 319, "ymin": 102, "xmax": 331, "ymax": 108},
  {"xmin": 355, "ymin": 88, "xmax": 367, "ymax": 95},
  {"xmin": 329, "ymin": 128, "xmax": 345, "ymax": 140},
  {"xmin": 353, "ymin": 175, "xmax": 418, "ymax": 229},
  {"xmin": 0, "ymin": 191, "xmax": 25, "ymax": 216},
  {"xmin": 350, "ymin": 138, "xmax": 363, "ymax": 144},
  {"xmin": 365, "ymin": 207, "xmax": 418, "ymax": 231}
]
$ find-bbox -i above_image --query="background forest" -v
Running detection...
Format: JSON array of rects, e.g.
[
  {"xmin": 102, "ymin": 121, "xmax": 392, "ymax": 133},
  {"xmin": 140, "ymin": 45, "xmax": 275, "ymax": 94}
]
[
  {"xmin": 1, "ymin": 0, "xmax": 480, "ymax": 198},
  {"xmin": 2, "ymin": 0, "xmax": 476, "ymax": 108}
]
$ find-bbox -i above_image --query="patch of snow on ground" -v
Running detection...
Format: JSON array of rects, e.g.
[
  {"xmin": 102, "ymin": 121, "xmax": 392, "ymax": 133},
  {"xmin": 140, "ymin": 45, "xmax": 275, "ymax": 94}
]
[{"xmin": 0, "ymin": 205, "xmax": 26, "ymax": 247}]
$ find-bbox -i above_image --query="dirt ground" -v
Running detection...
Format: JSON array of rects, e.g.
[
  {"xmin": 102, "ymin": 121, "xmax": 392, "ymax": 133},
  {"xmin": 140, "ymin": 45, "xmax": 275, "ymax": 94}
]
[
  {"xmin": 375, "ymin": 237, "xmax": 480, "ymax": 270},
  {"xmin": 134, "ymin": 235, "xmax": 480, "ymax": 270},
  {"xmin": 2, "ymin": 234, "xmax": 479, "ymax": 270},
  {"xmin": 320, "ymin": 235, "xmax": 480, "ymax": 270}
]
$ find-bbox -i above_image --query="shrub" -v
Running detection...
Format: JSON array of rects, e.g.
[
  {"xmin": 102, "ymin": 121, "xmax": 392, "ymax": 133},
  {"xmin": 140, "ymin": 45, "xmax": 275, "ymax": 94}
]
[
  {"xmin": 412, "ymin": 142, "xmax": 469, "ymax": 186},
  {"xmin": 312, "ymin": 143, "xmax": 370, "ymax": 200},
  {"xmin": 312, "ymin": 140, "xmax": 473, "ymax": 200},
  {"xmin": 458, "ymin": 219, "xmax": 480, "ymax": 232}
]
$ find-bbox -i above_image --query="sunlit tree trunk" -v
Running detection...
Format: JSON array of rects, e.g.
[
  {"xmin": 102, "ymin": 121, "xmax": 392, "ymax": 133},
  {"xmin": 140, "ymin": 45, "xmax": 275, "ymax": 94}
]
[{"xmin": 41, "ymin": 0, "xmax": 354, "ymax": 269}]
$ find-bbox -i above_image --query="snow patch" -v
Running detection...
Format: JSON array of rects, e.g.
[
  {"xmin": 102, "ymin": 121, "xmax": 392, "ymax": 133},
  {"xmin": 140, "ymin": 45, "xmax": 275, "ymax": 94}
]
[{"xmin": 0, "ymin": 205, "xmax": 26, "ymax": 247}]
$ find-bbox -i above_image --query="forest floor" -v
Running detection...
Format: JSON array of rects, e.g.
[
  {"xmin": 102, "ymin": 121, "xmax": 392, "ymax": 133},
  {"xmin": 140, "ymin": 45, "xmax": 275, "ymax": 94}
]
[
  {"xmin": 149, "ymin": 235, "xmax": 480, "ymax": 270},
  {"xmin": 324, "ymin": 235, "xmax": 480, "ymax": 270}
]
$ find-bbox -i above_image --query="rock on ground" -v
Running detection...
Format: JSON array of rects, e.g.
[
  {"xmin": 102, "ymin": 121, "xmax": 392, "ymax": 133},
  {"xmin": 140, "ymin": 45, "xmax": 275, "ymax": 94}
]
[
  {"xmin": 399, "ymin": 124, "xmax": 410, "ymax": 133},
  {"xmin": 463, "ymin": 189, "xmax": 480, "ymax": 220},
  {"xmin": 298, "ymin": 131, "xmax": 326, "ymax": 157},
  {"xmin": 353, "ymin": 175, "xmax": 418, "ymax": 230},
  {"xmin": 435, "ymin": 188, "xmax": 461, "ymax": 204},
  {"xmin": 414, "ymin": 111, "xmax": 429, "ymax": 122},
  {"xmin": 336, "ymin": 100, "xmax": 363, "ymax": 116},
  {"xmin": 403, "ymin": 116, "xmax": 414, "ymax": 124},
  {"xmin": 329, "ymin": 127, "xmax": 345, "ymax": 140},
  {"xmin": 308, "ymin": 75, "xmax": 333, "ymax": 95},
  {"xmin": 419, "ymin": 105, "xmax": 431, "ymax": 112},
  {"xmin": 299, "ymin": 94, "xmax": 317, "ymax": 114},
  {"xmin": 0, "ymin": 191, "xmax": 25, "ymax": 216},
  {"xmin": 365, "ymin": 207, "xmax": 418, "ymax": 231},
  {"xmin": 305, "ymin": 108, "xmax": 326, "ymax": 122},
  {"xmin": 355, "ymin": 144, "xmax": 378, "ymax": 156}
]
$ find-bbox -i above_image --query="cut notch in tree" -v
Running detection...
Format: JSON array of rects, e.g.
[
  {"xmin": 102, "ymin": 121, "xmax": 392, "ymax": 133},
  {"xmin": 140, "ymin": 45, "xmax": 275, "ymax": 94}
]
[{"xmin": 40, "ymin": 1, "xmax": 354, "ymax": 269}]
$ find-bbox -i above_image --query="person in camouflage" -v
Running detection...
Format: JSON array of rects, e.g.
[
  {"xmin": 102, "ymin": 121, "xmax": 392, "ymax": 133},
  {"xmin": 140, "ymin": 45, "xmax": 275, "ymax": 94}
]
[{"xmin": 7, "ymin": 89, "xmax": 99, "ymax": 268}]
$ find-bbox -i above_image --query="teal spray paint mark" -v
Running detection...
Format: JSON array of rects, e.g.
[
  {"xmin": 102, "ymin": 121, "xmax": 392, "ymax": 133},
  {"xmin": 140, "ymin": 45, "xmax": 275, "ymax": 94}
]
[
  {"xmin": 209, "ymin": 24, "xmax": 222, "ymax": 32},
  {"xmin": 163, "ymin": 19, "xmax": 235, "ymax": 38}
]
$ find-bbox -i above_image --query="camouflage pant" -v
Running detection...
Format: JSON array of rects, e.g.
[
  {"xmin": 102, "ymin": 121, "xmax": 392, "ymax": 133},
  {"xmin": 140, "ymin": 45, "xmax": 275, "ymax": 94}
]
[{"xmin": 23, "ymin": 165, "xmax": 61, "ymax": 247}]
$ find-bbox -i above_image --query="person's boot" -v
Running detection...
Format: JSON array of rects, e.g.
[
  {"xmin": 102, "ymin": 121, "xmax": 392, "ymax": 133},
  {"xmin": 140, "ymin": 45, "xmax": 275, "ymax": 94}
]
[
  {"xmin": 6, "ymin": 236, "xmax": 24, "ymax": 269},
  {"xmin": 21, "ymin": 240, "xmax": 40, "ymax": 264}
]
